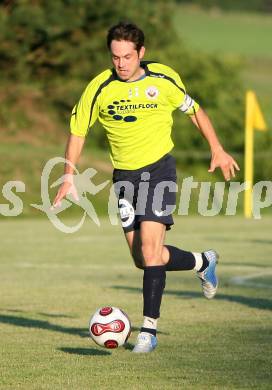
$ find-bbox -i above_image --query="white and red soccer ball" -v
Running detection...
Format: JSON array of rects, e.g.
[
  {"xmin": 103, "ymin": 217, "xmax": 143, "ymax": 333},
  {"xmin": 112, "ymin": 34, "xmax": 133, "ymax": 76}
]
[{"xmin": 89, "ymin": 306, "xmax": 131, "ymax": 349}]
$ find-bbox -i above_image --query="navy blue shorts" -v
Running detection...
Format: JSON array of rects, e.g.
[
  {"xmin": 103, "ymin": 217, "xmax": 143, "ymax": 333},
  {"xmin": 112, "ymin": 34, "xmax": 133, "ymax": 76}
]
[{"xmin": 112, "ymin": 154, "xmax": 177, "ymax": 233}]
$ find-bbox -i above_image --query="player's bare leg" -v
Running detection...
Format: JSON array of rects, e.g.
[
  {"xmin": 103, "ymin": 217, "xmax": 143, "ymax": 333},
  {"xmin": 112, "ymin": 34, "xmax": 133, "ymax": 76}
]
[{"xmin": 125, "ymin": 226, "xmax": 169, "ymax": 269}]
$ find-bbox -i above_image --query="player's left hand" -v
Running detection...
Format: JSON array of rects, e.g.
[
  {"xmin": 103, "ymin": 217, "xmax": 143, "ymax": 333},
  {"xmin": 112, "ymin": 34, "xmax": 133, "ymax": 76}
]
[{"xmin": 208, "ymin": 147, "xmax": 240, "ymax": 181}]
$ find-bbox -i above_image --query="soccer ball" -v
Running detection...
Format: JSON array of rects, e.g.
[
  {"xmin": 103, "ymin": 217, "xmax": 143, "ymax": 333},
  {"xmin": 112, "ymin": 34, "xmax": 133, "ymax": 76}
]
[{"xmin": 89, "ymin": 306, "xmax": 131, "ymax": 349}]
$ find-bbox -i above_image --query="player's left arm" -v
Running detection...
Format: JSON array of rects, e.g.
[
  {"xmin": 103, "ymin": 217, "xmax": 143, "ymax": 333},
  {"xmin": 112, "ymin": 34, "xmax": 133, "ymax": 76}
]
[
  {"xmin": 167, "ymin": 67, "xmax": 239, "ymax": 181},
  {"xmin": 190, "ymin": 107, "xmax": 240, "ymax": 181}
]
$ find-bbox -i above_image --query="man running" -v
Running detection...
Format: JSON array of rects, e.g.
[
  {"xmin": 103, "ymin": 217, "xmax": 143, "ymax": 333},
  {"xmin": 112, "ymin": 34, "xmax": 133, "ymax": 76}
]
[{"xmin": 53, "ymin": 22, "xmax": 239, "ymax": 353}]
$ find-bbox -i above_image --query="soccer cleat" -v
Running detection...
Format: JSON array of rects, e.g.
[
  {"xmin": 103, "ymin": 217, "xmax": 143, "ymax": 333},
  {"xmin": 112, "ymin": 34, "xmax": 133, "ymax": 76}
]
[
  {"xmin": 132, "ymin": 332, "xmax": 157, "ymax": 353},
  {"xmin": 197, "ymin": 249, "xmax": 219, "ymax": 299}
]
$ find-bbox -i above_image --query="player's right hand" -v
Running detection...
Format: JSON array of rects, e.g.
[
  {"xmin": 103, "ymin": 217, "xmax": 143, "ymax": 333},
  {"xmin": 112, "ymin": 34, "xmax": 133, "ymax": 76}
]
[{"xmin": 52, "ymin": 180, "xmax": 79, "ymax": 208}]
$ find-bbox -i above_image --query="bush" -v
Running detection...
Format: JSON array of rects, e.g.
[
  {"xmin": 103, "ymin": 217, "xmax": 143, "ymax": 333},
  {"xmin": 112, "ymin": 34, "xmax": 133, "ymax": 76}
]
[{"xmin": 0, "ymin": 0, "xmax": 244, "ymax": 162}]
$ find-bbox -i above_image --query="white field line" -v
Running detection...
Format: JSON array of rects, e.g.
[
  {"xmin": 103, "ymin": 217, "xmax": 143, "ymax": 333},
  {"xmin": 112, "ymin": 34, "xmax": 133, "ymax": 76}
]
[
  {"xmin": 7, "ymin": 263, "xmax": 271, "ymax": 270},
  {"xmin": 229, "ymin": 271, "xmax": 272, "ymax": 289},
  {"xmin": 7, "ymin": 262, "xmax": 272, "ymax": 288},
  {"xmin": 12, "ymin": 262, "xmax": 132, "ymax": 270},
  {"xmin": 1, "ymin": 235, "xmax": 120, "ymax": 244}
]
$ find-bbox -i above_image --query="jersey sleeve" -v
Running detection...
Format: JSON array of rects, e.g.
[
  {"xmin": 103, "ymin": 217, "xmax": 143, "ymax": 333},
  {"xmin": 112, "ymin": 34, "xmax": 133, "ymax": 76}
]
[
  {"xmin": 70, "ymin": 70, "xmax": 112, "ymax": 137},
  {"xmin": 166, "ymin": 67, "xmax": 200, "ymax": 115},
  {"xmin": 70, "ymin": 80, "xmax": 100, "ymax": 137}
]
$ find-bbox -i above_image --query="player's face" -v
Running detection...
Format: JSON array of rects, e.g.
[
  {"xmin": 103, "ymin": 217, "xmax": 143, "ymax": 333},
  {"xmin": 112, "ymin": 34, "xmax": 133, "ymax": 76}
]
[{"xmin": 110, "ymin": 40, "xmax": 145, "ymax": 82}]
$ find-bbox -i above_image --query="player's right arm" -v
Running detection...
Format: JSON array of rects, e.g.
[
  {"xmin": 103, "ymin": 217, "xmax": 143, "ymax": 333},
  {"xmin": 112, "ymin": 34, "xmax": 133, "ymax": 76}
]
[
  {"xmin": 53, "ymin": 70, "xmax": 113, "ymax": 207},
  {"xmin": 53, "ymin": 71, "xmax": 111, "ymax": 207},
  {"xmin": 53, "ymin": 134, "xmax": 85, "ymax": 207}
]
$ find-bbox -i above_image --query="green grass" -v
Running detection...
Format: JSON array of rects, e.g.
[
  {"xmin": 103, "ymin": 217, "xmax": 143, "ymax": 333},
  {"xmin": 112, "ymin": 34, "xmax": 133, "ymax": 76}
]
[
  {"xmin": 174, "ymin": 7, "xmax": 272, "ymax": 58},
  {"xmin": 0, "ymin": 142, "xmax": 112, "ymax": 217},
  {"xmin": 174, "ymin": 5, "xmax": 272, "ymax": 127},
  {"xmin": 0, "ymin": 216, "xmax": 271, "ymax": 389}
]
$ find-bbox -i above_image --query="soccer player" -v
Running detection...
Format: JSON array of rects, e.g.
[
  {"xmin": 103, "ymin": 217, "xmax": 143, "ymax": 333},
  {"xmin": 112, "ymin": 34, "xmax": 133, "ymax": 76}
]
[{"xmin": 53, "ymin": 22, "xmax": 239, "ymax": 353}]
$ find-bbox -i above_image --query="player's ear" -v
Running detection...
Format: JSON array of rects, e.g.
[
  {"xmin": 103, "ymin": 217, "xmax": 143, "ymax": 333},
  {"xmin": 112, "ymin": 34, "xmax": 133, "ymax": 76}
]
[{"xmin": 139, "ymin": 46, "xmax": 145, "ymax": 60}]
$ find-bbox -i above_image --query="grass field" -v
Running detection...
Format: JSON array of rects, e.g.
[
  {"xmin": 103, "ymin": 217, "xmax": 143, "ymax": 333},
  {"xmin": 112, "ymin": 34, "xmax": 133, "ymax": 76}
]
[
  {"xmin": 1, "ymin": 216, "xmax": 271, "ymax": 389},
  {"xmin": 174, "ymin": 5, "xmax": 272, "ymax": 127},
  {"xmin": 174, "ymin": 6, "xmax": 272, "ymax": 58}
]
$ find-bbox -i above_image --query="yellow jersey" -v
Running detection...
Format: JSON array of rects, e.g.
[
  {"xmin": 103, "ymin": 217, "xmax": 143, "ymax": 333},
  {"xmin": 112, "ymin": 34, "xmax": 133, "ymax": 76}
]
[{"xmin": 70, "ymin": 62, "xmax": 199, "ymax": 170}]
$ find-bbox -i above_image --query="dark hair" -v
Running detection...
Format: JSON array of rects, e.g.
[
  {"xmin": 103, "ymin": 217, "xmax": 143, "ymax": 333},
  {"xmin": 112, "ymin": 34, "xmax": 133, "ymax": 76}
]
[{"xmin": 107, "ymin": 22, "xmax": 145, "ymax": 52}]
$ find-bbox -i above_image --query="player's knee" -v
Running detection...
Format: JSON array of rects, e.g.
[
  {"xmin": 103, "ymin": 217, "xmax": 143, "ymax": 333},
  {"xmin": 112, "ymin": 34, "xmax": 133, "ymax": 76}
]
[{"xmin": 141, "ymin": 243, "xmax": 161, "ymax": 266}]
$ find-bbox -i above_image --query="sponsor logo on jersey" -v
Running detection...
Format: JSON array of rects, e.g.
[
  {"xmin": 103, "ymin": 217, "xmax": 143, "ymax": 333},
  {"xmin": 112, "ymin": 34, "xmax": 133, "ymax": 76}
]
[{"xmin": 106, "ymin": 99, "xmax": 158, "ymax": 122}]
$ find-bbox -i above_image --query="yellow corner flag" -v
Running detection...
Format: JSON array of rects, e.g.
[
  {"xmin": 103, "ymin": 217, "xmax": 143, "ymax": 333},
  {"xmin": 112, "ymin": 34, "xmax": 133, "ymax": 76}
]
[{"xmin": 244, "ymin": 90, "xmax": 267, "ymax": 218}]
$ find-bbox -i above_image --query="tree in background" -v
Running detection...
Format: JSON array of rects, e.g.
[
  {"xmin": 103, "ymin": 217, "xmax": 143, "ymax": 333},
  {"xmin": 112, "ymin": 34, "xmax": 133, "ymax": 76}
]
[{"xmin": 0, "ymin": 0, "xmax": 245, "ymax": 169}]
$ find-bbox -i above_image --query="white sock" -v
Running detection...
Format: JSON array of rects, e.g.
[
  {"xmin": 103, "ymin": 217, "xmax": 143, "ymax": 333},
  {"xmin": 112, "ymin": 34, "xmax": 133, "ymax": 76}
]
[
  {"xmin": 193, "ymin": 252, "xmax": 203, "ymax": 271},
  {"xmin": 142, "ymin": 316, "xmax": 158, "ymax": 331}
]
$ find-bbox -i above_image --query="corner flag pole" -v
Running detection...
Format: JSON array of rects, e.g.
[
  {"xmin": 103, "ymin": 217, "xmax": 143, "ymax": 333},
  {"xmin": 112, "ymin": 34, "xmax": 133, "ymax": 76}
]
[{"xmin": 244, "ymin": 91, "xmax": 267, "ymax": 218}]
